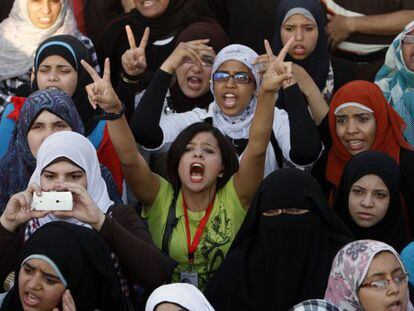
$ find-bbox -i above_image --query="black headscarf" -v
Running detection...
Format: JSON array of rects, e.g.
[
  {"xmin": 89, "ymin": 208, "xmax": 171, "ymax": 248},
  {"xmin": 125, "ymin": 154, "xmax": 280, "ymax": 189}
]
[
  {"xmin": 1, "ymin": 221, "xmax": 125, "ymax": 311},
  {"xmin": 272, "ymin": 0, "xmax": 330, "ymax": 92},
  {"xmin": 98, "ymin": 0, "xmax": 200, "ymax": 85},
  {"xmin": 333, "ymin": 150, "xmax": 410, "ymax": 253},
  {"xmin": 32, "ymin": 35, "xmax": 99, "ymax": 136},
  {"xmin": 205, "ymin": 169, "xmax": 353, "ymax": 311}
]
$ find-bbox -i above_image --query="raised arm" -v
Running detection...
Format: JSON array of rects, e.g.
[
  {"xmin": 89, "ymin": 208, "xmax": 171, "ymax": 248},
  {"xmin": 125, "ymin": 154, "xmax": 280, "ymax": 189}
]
[
  {"xmin": 234, "ymin": 39, "xmax": 293, "ymax": 209},
  {"xmin": 131, "ymin": 39, "xmax": 212, "ymax": 148},
  {"xmin": 81, "ymin": 58, "xmax": 159, "ymax": 207}
]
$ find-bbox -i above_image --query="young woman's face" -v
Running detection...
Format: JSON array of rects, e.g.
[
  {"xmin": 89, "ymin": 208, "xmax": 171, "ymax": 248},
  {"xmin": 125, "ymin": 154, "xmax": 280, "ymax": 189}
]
[
  {"xmin": 28, "ymin": 0, "xmax": 62, "ymax": 29},
  {"xmin": 281, "ymin": 14, "xmax": 318, "ymax": 60},
  {"xmin": 133, "ymin": 0, "xmax": 169, "ymax": 18},
  {"xmin": 212, "ymin": 60, "xmax": 255, "ymax": 117},
  {"xmin": 335, "ymin": 106, "xmax": 377, "ymax": 155},
  {"xmin": 36, "ymin": 55, "xmax": 78, "ymax": 97},
  {"xmin": 27, "ymin": 110, "xmax": 72, "ymax": 156},
  {"xmin": 348, "ymin": 174, "xmax": 390, "ymax": 228},
  {"xmin": 402, "ymin": 29, "xmax": 414, "ymax": 71},
  {"xmin": 155, "ymin": 303, "xmax": 188, "ymax": 311},
  {"xmin": 358, "ymin": 251, "xmax": 409, "ymax": 311},
  {"xmin": 175, "ymin": 50, "xmax": 215, "ymax": 99},
  {"xmin": 18, "ymin": 258, "xmax": 66, "ymax": 311},
  {"xmin": 178, "ymin": 131, "xmax": 223, "ymax": 194},
  {"xmin": 41, "ymin": 160, "xmax": 87, "ymax": 191}
]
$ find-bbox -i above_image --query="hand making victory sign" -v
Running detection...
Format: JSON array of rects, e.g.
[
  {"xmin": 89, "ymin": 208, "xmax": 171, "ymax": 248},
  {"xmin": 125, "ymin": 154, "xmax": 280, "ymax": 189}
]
[{"xmin": 121, "ymin": 26, "xmax": 150, "ymax": 76}]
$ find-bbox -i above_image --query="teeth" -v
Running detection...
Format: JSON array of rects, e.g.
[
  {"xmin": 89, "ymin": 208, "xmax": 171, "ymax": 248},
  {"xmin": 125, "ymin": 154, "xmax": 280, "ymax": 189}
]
[
  {"xmin": 224, "ymin": 93, "xmax": 235, "ymax": 98},
  {"xmin": 192, "ymin": 163, "xmax": 204, "ymax": 169},
  {"xmin": 27, "ymin": 292, "xmax": 39, "ymax": 303}
]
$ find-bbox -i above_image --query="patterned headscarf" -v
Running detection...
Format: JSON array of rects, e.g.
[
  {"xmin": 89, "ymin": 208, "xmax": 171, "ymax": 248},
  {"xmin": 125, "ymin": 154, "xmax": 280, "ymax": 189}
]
[
  {"xmin": 375, "ymin": 21, "xmax": 414, "ymax": 146},
  {"xmin": 325, "ymin": 240, "xmax": 414, "ymax": 310},
  {"xmin": 210, "ymin": 44, "xmax": 261, "ymax": 139},
  {"xmin": 0, "ymin": 89, "xmax": 83, "ymax": 212},
  {"xmin": 291, "ymin": 299, "xmax": 339, "ymax": 311}
]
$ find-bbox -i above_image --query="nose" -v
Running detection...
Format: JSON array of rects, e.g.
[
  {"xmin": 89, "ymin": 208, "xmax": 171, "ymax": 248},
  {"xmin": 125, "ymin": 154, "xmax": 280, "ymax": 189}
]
[
  {"xmin": 360, "ymin": 193, "xmax": 374, "ymax": 208},
  {"xmin": 41, "ymin": 0, "xmax": 52, "ymax": 14},
  {"xmin": 387, "ymin": 279, "xmax": 400, "ymax": 296},
  {"xmin": 27, "ymin": 273, "xmax": 42, "ymax": 290},
  {"xmin": 224, "ymin": 75, "xmax": 236, "ymax": 88},
  {"xmin": 192, "ymin": 146, "xmax": 204, "ymax": 159},
  {"xmin": 346, "ymin": 118, "xmax": 359, "ymax": 134},
  {"xmin": 190, "ymin": 63, "xmax": 203, "ymax": 74},
  {"xmin": 294, "ymin": 28, "xmax": 304, "ymax": 41},
  {"xmin": 48, "ymin": 69, "xmax": 58, "ymax": 82}
]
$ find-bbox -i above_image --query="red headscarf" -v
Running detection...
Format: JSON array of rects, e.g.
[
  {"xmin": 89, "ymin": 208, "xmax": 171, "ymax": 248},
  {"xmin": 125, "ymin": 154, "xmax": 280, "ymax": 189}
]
[{"xmin": 326, "ymin": 80, "xmax": 411, "ymax": 186}]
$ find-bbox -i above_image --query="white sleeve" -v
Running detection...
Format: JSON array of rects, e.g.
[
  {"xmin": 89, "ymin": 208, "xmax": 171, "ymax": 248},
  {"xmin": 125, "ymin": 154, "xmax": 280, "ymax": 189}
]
[{"xmin": 273, "ymin": 107, "xmax": 292, "ymax": 163}]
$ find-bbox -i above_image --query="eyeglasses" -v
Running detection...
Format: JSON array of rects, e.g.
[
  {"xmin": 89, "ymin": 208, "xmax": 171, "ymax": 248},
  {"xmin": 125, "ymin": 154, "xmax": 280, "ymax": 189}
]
[
  {"xmin": 183, "ymin": 55, "xmax": 215, "ymax": 67},
  {"xmin": 212, "ymin": 71, "xmax": 254, "ymax": 84},
  {"xmin": 360, "ymin": 273, "xmax": 409, "ymax": 290},
  {"xmin": 402, "ymin": 34, "xmax": 414, "ymax": 44}
]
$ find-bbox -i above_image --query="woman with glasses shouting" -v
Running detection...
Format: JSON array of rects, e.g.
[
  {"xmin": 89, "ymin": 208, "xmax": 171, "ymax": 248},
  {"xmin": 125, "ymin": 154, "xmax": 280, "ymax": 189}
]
[
  {"xmin": 131, "ymin": 37, "xmax": 322, "ymax": 177},
  {"xmin": 325, "ymin": 240, "xmax": 413, "ymax": 311}
]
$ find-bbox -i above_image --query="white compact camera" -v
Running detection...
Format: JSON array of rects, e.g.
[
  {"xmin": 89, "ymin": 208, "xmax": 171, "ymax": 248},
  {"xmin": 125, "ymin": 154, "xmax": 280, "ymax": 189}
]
[{"xmin": 32, "ymin": 192, "xmax": 73, "ymax": 211}]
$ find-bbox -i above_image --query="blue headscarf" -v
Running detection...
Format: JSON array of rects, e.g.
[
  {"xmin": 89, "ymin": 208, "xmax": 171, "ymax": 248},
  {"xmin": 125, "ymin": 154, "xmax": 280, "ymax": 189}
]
[
  {"xmin": 375, "ymin": 21, "xmax": 414, "ymax": 146},
  {"xmin": 0, "ymin": 89, "xmax": 83, "ymax": 212},
  {"xmin": 272, "ymin": 0, "xmax": 330, "ymax": 93}
]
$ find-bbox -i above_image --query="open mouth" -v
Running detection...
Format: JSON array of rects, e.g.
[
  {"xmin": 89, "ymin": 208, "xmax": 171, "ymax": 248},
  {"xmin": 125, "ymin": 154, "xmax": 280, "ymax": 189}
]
[
  {"xmin": 23, "ymin": 291, "xmax": 41, "ymax": 307},
  {"xmin": 46, "ymin": 86, "xmax": 61, "ymax": 90},
  {"xmin": 142, "ymin": 0, "xmax": 156, "ymax": 7},
  {"xmin": 187, "ymin": 76, "xmax": 202, "ymax": 90},
  {"xmin": 388, "ymin": 300, "xmax": 402, "ymax": 310},
  {"xmin": 345, "ymin": 139, "xmax": 365, "ymax": 152},
  {"xmin": 222, "ymin": 93, "xmax": 237, "ymax": 108},
  {"xmin": 190, "ymin": 163, "xmax": 204, "ymax": 183},
  {"xmin": 39, "ymin": 16, "xmax": 53, "ymax": 24},
  {"xmin": 292, "ymin": 45, "xmax": 306, "ymax": 55}
]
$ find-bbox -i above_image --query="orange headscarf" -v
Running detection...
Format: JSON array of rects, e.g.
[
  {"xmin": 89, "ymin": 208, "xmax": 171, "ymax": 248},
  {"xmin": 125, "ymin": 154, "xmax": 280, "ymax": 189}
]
[{"xmin": 326, "ymin": 80, "xmax": 411, "ymax": 186}]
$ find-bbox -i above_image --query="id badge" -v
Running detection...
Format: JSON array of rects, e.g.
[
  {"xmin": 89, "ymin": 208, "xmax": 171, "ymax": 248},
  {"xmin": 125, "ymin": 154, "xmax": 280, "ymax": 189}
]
[{"xmin": 180, "ymin": 271, "xmax": 198, "ymax": 287}]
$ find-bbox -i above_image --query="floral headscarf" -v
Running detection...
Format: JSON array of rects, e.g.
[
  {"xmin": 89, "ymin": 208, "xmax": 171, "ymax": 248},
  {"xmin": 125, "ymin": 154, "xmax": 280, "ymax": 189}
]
[{"xmin": 325, "ymin": 240, "xmax": 414, "ymax": 310}]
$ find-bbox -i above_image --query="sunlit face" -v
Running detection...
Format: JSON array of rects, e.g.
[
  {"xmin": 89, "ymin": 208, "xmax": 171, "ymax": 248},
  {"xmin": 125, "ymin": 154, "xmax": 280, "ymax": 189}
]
[
  {"xmin": 335, "ymin": 106, "xmax": 377, "ymax": 155},
  {"xmin": 18, "ymin": 258, "xmax": 66, "ymax": 311},
  {"xmin": 212, "ymin": 60, "xmax": 255, "ymax": 117},
  {"xmin": 348, "ymin": 174, "xmax": 390, "ymax": 228},
  {"xmin": 28, "ymin": 0, "xmax": 62, "ymax": 29},
  {"xmin": 175, "ymin": 51, "xmax": 215, "ymax": 99},
  {"xmin": 281, "ymin": 14, "xmax": 318, "ymax": 60},
  {"xmin": 133, "ymin": 0, "xmax": 169, "ymax": 18},
  {"xmin": 155, "ymin": 303, "xmax": 187, "ymax": 311},
  {"xmin": 358, "ymin": 251, "xmax": 408, "ymax": 311},
  {"xmin": 27, "ymin": 110, "xmax": 72, "ymax": 156},
  {"xmin": 178, "ymin": 132, "xmax": 223, "ymax": 194},
  {"xmin": 40, "ymin": 160, "xmax": 87, "ymax": 191},
  {"xmin": 402, "ymin": 29, "xmax": 414, "ymax": 71},
  {"xmin": 36, "ymin": 55, "xmax": 78, "ymax": 97}
]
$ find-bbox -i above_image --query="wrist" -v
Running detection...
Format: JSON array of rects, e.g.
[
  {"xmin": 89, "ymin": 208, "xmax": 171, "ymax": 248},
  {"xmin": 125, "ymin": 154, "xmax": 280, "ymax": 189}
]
[
  {"xmin": 160, "ymin": 61, "xmax": 175, "ymax": 74},
  {"xmin": 92, "ymin": 213, "xmax": 106, "ymax": 231},
  {"xmin": 347, "ymin": 16, "xmax": 358, "ymax": 33},
  {"xmin": 0, "ymin": 215, "xmax": 18, "ymax": 232}
]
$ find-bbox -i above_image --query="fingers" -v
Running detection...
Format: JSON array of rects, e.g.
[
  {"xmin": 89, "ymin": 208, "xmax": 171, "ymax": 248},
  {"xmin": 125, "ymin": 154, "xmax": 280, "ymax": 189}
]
[
  {"xmin": 277, "ymin": 37, "xmax": 294, "ymax": 61},
  {"xmin": 81, "ymin": 60, "xmax": 100, "ymax": 82},
  {"xmin": 125, "ymin": 25, "xmax": 137, "ymax": 49},
  {"xmin": 30, "ymin": 210, "xmax": 49, "ymax": 218},
  {"xmin": 62, "ymin": 289, "xmax": 76, "ymax": 311},
  {"xmin": 139, "ymin": 27, "xmax": 150, "ymax": 49},
  {"xmin": 27, "ymin": 183, "xmax": 42, "ymax": 196},
  {"xmin": 103, "ymin": 58, "xmax": 111, "ymax": 82},
  {"xmin": 85, "ymin": 84, "xmax": 98, "ymax": 109},
  {"xmin": 327, "ymin": 13, "xmax": 333, "ymax": 21},
  {"xmin": 264, "ymin": 39, "xmax": 274, "ymax": 58},
  {"xmin": 52, "ymin": 211, "xmax": 74, "ymax": 218}
]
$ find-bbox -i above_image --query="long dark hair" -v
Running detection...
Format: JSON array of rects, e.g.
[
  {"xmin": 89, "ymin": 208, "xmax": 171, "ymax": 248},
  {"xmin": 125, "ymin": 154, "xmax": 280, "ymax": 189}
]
[{"xmin": 166, "ymin": 123, "xmax": 239, "ymax": 193}]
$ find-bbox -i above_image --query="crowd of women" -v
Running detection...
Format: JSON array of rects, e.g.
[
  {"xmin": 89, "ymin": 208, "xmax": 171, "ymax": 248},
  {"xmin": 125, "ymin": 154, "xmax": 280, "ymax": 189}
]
[{"xmin": 0, "ymin": 0, "xmax": 414, "ymax": 310}]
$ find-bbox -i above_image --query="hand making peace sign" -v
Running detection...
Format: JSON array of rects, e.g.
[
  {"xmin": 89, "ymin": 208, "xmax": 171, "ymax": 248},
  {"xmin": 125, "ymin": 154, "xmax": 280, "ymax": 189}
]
[
  {"xmin": 81, "ymin": 58, "xmax": 123, "ymax": 114},
  {"xmin": 259, "ymin": 37, "xmax": 294, "ymax": 94},
  {"xmin": 121, "ymin": 26, "xmax": 150, "ymax": 76}
]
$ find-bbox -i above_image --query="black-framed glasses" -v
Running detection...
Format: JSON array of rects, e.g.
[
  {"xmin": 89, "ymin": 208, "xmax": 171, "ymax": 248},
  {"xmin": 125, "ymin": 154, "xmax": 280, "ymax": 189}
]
[
  {"xmin": 212, "ymin": 71, "xmax": 254, "ymax": 84},
  {"xmin": 360, "ymin": 273, "xmax": 409, "ymax": 290}
]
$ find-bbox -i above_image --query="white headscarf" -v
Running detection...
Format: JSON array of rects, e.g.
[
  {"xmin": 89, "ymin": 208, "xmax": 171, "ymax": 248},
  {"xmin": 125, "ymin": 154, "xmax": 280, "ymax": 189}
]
[
  {"xmin": 29, "ymin": 131, "xmax": 113, "ymax": 227},
  {"xmin": 210, "ymin": 44, "xmax": 261, "ymax": 139},
  {"xmin": 145, "ymin": 283, "xmax": 215, "ymax": 311},
  {"xmin": 0, "ymin": 0, "xmax": 78, "ymax": 80}
]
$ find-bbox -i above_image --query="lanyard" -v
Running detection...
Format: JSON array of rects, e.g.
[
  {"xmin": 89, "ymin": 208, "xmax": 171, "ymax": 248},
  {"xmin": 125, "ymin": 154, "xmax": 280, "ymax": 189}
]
[{"xmin": 182, "ymin": 194, "xmax": 215, "ymax": 264}]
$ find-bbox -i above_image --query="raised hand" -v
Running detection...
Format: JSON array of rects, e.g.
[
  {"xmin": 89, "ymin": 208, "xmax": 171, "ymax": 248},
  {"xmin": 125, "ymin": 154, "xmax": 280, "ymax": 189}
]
[
  {"xmin": 52, "ymin": 182, "xmax": 105, "ymax": 231},
  {"xmin": 81, "ymin": 58, "xmax": 123, "ymax": 114},
  {"xmin": 53, "ymin": 290, "xmax": 76, "ymax": 311},
  {"xmin": 260, "ymin": 38, "xmax": 294, "ymax": 94},
  {"xmin": 0, "ymin": 184, "xmax": 49, "ymax": 232},
  {"xmin": 121, "ymin": 26, "xmax": 149, "ymax": 76},
  {"xmin": 160, "ymin": 39, "xmax": 213, "ymax": 74}
]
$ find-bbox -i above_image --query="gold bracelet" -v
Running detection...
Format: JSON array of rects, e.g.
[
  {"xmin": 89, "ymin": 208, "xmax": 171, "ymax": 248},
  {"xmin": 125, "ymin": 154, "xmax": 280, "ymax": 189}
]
[
  {"xmin": 4, "ymin": 271, "xmax": 14, "ymax": 291},
  {"xmin": 121, "ymin": 72, "xmax": 141, "ymax": 84}
]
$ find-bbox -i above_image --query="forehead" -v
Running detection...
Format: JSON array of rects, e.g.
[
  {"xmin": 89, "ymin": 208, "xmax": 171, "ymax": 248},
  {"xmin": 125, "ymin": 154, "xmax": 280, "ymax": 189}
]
[
  {"xmin": 189, "ymin": 131, "xmax": 219, "ymax": 146},
  {"xmin": 34, "ymin": 110, "xmax": 65, "ymax": 123},
  {"xmin": 366, "ymin": 251, "xmax": 402, "ymax": 277},
  {"xmin": 336, "ymin": 105, "xmax": 373, "ymax": 116},
  {"xmin": 23, "ymin": 258, "xmax": 56, "ymax": 275},
  {"xmin": 217, "ymin": 60, "xmax": 251, "ymax": 73},
  {"xmin": 283, "ymin": 13, "xmax": 316, "ymax": 26},
  {"xmin": 43, "ymin": 159, "xmax": 84, "ymax": 172},
  {"xmin": 353, "ymin": 174, "xmax": 387, "ymax": 189},
  {"xmin": 39, "ymin": 55, "xmax": 73, "ymax": 68}
]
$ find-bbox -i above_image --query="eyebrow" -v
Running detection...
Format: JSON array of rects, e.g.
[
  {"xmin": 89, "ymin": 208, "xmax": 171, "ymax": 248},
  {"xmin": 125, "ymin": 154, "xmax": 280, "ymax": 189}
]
[
  {"xmin": 24, "ymin": 263, "xmax": 61, "ymax": 281},
  {"xmin": 42, "ymin": 169, "xmax": 84, "ymax": 175},
  {"xmin": 39, "ymin": 64, "xmax": 72, "ymax": 69},
  {"xmin": 366, "ymin": 267, "xmax": 404, "ymax": 279},
  {"xmin": 336, "ymin": 113, "xmax": 372, "ymax": 118}
]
